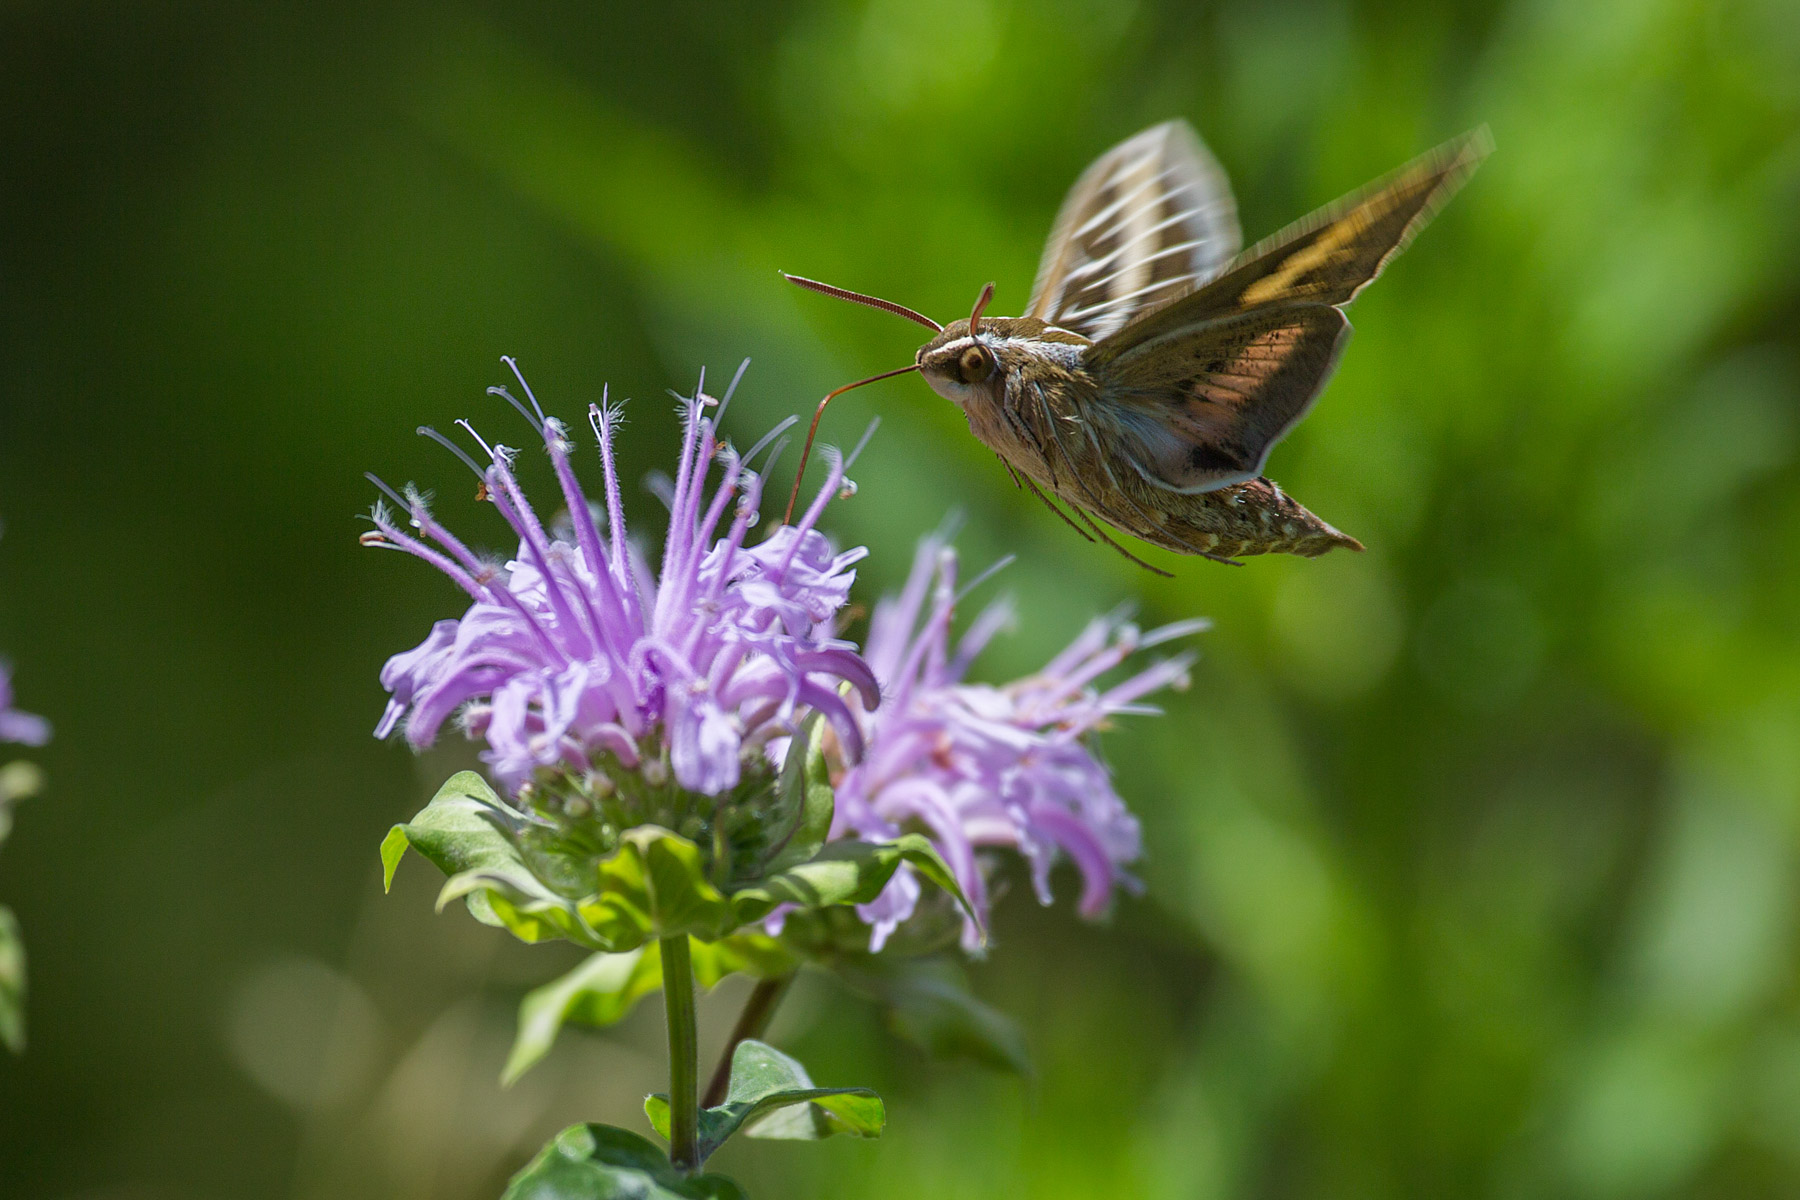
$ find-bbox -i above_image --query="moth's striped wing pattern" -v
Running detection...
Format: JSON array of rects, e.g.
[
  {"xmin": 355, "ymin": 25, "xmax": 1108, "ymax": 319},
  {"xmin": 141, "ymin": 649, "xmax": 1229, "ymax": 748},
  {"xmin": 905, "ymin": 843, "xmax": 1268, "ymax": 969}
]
[
  {"xmin": 1086, "ymin": 129, "xmax": 1491, "ymax": 493},
  {"xmin": 1026, "ymin": 121, "xmax": 1240, "ymax": 341}
]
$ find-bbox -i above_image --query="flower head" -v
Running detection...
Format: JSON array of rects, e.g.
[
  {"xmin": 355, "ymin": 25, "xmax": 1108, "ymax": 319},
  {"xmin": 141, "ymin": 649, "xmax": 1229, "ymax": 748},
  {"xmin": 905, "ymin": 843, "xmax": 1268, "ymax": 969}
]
[
  {"xmin": 834, "ymin": 537, "xmax": 1205, "ymax": 951},
  {"xmin": 0, "ymin": 664, "xmax": 49, "ymax": 749},
  {"xmin": 365, "ymin": 362, "xmax": 877, "ymax": 800}
]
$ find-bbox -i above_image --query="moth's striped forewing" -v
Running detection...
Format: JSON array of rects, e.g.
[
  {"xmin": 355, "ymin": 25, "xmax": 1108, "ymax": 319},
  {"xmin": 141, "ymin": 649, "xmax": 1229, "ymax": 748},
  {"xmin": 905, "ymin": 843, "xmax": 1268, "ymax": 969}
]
[
  {"xmin": 1083, "ymin": 129, "xmax": 1491, "ymax": 492},
  {"xmin": 1026, "ymin": 121, "xmax": 1240, "ymax": 341}
]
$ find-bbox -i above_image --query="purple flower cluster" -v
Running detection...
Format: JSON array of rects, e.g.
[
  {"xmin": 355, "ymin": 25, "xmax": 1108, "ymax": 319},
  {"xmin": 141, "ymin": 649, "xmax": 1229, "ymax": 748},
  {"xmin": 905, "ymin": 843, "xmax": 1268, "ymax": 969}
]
[
  {"xmin": 835, "ymin": 538, "xmax": 1205, "ymax": 951},
  {"xmin": 367, "ymin": 361, "xmax": 1205, "ymax": 959},
  {"xmin": 0, "ymin": 665, "xmax": 49, "ymax": 749},
  {"xmin": 365, "ymin": 366, "xmax": 876, "ymax": 797}
]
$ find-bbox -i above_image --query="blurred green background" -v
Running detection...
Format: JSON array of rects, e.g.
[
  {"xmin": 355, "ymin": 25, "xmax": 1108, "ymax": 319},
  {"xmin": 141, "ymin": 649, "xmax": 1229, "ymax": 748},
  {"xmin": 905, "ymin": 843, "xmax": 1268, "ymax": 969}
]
[{"xmin": 3, "ymin": 0, "xmax": 1800, "ymax": 1196}]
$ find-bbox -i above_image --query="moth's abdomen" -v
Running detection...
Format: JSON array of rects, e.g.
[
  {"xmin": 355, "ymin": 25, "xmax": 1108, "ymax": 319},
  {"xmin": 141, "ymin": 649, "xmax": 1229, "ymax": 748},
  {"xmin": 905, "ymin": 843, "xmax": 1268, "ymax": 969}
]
[{"xmin": 1130, "ymin": 476, "xmax": 1363, "ymax": 561}]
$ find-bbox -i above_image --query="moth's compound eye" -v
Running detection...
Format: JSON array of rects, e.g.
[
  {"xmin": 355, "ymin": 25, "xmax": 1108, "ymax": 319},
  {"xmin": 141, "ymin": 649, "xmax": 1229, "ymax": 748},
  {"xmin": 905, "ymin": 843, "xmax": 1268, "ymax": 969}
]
[{"xmin": 958, "ymin": 345, "xmax": 994, "ymax": 383}]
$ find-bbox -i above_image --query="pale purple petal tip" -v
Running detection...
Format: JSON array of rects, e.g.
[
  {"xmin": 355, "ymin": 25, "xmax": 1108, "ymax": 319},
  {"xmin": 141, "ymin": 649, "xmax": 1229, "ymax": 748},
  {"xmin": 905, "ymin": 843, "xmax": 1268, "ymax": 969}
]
[
  {"xmin": 0, "ymin": 709, "xmax": 50, "ymax": 747},
  {"xmin": 0, "ymin": 663, "xmax": 49, "ymax": 748}
]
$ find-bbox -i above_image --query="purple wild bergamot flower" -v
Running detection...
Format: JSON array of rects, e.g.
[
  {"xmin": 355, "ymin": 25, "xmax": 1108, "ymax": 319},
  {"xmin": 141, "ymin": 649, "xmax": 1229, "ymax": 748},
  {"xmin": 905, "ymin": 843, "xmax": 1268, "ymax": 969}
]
[
  {"xmin": 363, "ymin": 362, "xmax": 877, "ymax": 800},
  {"xmin": 0, "ymin": 664, "xmax": 49, "ymax": 749},
  {"xmin": 832, "ymin": 536, "xmax": 1206, "ymax": 951}
]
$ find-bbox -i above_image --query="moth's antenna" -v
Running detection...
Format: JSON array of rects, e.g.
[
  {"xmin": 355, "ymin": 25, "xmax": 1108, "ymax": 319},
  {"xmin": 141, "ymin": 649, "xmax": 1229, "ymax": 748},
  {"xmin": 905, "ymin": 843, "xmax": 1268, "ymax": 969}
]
[
  {"xmin": 782, "ymin": 363, "xmax": 919, "ymax": 525},
  {"xmin": 783, "ymin": 273, "xmax": 943, "ymax": 333},
  {"xmin": 967, "ymin": 282, "xmax": 996, "ymax": 338}
]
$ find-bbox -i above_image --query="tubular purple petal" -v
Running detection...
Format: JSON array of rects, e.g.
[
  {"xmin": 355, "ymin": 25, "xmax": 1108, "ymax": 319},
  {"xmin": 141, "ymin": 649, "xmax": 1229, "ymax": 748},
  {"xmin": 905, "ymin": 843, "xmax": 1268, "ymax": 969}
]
[
  {"xmin": 1026, "ymin": 804, "xmax": 1123, "ymax": 919},
  {"xmin": 792, "ymin": 680, "xmax": 866, "ymax": 765},
  {"xmin": 833, "ymin": 537, "xmax": 1200, "ymax": 950}
]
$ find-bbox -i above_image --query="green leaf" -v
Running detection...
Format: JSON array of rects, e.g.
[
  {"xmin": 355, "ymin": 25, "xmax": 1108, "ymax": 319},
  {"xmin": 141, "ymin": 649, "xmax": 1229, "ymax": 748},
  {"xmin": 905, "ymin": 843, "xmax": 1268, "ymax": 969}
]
[
  {"xmin": 382, "ymin": 772, "xmax": 595, "ymax": 940},
  {"xmin": 385, "ymin": 774, "xmax": 775, "ymax": 951},
  {"xmin": 383, "ymin": 772, "xmax": 629, "ymax": 951},
  {"xmin": 379, "ymin": 825, "xmax": 410, "ymax": 892},
  {"xmin": 841, "ymin": 957, "xmax": 1030, "ymax": 1076},
  {"xmin": 623, "ymin": 828, "xmax": 734, "ymax": 937},
  {"xmin": 387, "ymin": 772, "xmax": 980, "ymax": 956},
  {"xmin": 732, "ymin": 834, "xmax": 982, "ymax": 942},
  {"xmin": 645, "ymin": 1039, "xmax": 883, "ymax": 1164},
  {"xmin": 0, "ymin": 905, "xmax": 23, "ymax": 1054},
  {"xmin": 689, "ymin": 932, "xmax": 799, "ymax": 989},
  {"xmin": 458, "ymin": 881, "xmax": 613, "ymax": 948},
  {"xmin": 886, "ymin": 836, "xmax": 974, "ymax": 923},
  {"xmin": 459, "ymin": 821, "xmax": 733, "ymax": 947},
  {"xmin": 391, "ymin": 771, "xmax": 523, "ymax": 879},
  {"xmin": 504, "ymin": 947, "xmax": 660, "ymax": 1086},
  {"xmin": 504, "ymin": 934, "xmax": 799, "ymax": 1086},
  {"xmin": 501, "ymin": 1123, "xmax": 745, "ymax": 1200}
]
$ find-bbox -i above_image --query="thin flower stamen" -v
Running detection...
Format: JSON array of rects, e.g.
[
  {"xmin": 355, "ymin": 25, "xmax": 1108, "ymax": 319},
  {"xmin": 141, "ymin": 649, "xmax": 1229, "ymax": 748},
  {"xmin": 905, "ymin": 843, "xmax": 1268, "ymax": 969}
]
[
  {"xmin": 502, "ymin": 354, "xmax": 549, "ymax": 423},
  {"xmin": 414, "ymin": 427, "xmax": 488, "ymax": 480},
  {"xmin": 589, "ymin": 396, "xmax": 636, "ymax": 599}
]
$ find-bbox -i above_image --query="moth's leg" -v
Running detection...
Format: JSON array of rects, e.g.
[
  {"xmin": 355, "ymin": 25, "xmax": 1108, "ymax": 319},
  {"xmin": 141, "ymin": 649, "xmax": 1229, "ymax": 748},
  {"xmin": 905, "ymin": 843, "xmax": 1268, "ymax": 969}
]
[
  {"xmin": 1027, "ymin": 379, "xmax": 1103, "ymax": 503},
  {"xmin": 1020, "ymin": 475, "xmax": 1097, "ymax": 544},
  {"xmin": 1070, "ymin": 506, "xmax": 1181, "ymax": 576},
  {"xmin": 999, "ymin": 385, "xmax": 1043, "ymax": 478},
  {"xmin": 1073, "ymin": 416, "xmax": 1183, "ymax": 537},
  {"xmin": 1022, "ymin": 381, "xmax": 1067, "ymax": 493}
]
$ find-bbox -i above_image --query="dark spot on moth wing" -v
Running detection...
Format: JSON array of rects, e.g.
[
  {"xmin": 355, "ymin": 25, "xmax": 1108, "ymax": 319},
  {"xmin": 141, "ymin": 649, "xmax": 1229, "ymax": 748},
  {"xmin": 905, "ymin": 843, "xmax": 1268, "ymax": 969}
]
[{"xmin": 1186, "ymin": 442, "xmax": 1253, "ymax": 476}]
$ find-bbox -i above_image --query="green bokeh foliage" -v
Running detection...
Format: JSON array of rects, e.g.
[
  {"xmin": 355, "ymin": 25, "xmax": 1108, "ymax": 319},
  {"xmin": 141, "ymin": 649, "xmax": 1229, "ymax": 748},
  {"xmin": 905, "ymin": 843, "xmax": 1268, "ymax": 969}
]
[{"xmin": 2, "ymin": 0, "xmax": 1799, "ymax": 1197}]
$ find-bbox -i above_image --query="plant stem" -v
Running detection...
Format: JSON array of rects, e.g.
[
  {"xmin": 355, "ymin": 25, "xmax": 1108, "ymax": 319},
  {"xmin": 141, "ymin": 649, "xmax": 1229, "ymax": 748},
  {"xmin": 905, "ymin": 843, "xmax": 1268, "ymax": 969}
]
[
  {"xmin": 702, "ymin": 972, "xmax": 797, "ymax": 1108},
  {"xmin": 660, "ymin": 935, "xmax": 700, "ymax": 1172}
]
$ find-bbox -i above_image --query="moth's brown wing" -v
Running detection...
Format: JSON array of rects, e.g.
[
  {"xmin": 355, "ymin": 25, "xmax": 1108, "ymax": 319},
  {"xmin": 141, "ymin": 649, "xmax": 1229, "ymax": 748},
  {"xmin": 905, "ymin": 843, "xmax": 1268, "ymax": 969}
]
[
  {"xmin": 1090, "ymin": 128, "xmax": 1490, "ymax": 364},
  {"xmin": 1097, "ymin": 304, "xmax": 1351, "ymax": 493},
  {"xmin": 1026, "ymin": 120, "xmax": 1240, "ymax": 341}
]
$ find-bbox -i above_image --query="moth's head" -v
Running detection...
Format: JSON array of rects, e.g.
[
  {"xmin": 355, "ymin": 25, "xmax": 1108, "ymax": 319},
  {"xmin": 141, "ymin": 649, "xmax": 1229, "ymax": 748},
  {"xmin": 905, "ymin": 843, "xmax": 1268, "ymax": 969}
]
[
  {"xmin": 917, "ymin": 316, "xmax": 1083, "ymax": 407},
  {"xmin": 918, "ymin": 283, "xmax": 1006, "ymax": 407},
  {"xmin": 916, "ymin": 318, "xmax": 1001, "ymax": 406}
]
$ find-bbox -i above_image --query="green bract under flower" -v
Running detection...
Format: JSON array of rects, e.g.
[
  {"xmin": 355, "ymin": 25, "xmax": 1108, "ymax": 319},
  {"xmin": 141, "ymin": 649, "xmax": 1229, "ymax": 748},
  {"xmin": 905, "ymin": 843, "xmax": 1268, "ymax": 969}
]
[
  {"xmin": 506, "ymin": 726, "xmax": 825, "ymax": 899},
  {"xmin": 383, "ymin": 742, "xmax": 976, "ymax": 956}
]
